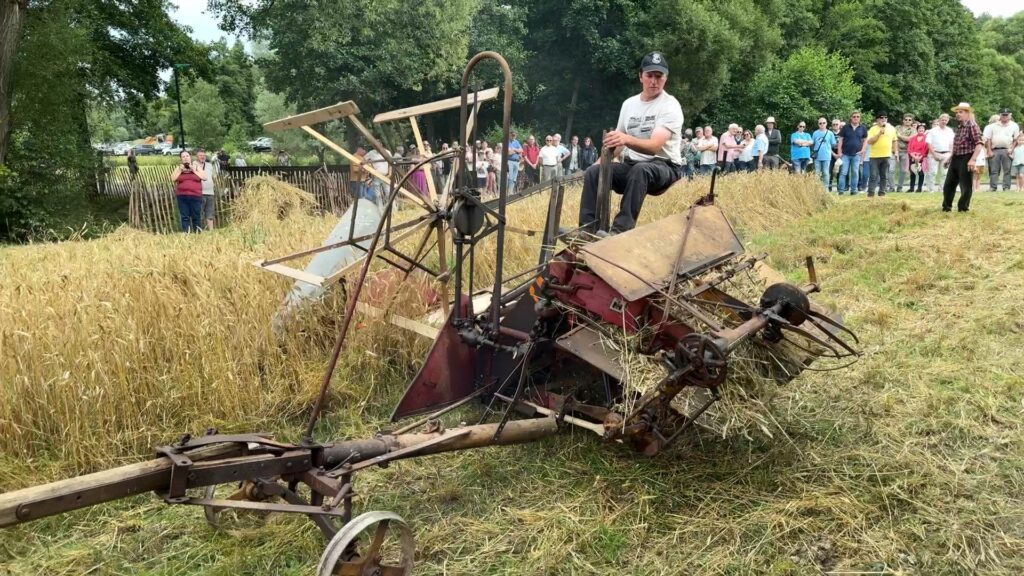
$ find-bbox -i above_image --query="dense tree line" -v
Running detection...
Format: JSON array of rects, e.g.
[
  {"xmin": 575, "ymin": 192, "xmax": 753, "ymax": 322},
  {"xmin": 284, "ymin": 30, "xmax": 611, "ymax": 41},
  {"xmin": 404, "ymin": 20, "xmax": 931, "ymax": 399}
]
[{"xmin": 0, "ymin": 0, "xmax": 1021, "ymax": 240}]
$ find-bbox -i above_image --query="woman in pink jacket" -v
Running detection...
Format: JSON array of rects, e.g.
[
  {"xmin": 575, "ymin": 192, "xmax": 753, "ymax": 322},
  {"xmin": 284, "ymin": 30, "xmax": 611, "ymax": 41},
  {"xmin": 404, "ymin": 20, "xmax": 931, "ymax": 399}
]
[{"xmin": 906, "ymin": 124, "xmax": 929, "ymax": 193}]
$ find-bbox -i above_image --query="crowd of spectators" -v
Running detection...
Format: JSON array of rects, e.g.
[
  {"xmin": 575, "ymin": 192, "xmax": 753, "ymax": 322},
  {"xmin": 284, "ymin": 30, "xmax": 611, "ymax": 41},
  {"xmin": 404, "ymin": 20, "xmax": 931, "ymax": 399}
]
[
  {"xmin": 169, "ymin": 104, "xmax": 1021, "ymax": 233},
  {"xmin": 671, "ymin": 108, "xmax": 1022, "ymax": 198}
]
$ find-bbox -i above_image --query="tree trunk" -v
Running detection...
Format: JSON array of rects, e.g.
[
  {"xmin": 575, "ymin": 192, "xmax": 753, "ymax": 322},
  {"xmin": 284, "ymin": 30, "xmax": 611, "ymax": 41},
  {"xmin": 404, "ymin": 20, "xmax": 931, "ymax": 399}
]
[
  {"xmin": 564, "ymin": 77, "xmax": 581, "ymax": 139},
  {"xmin": 0, "ymin": 1, "xmax": 27, "ymax": 165}
]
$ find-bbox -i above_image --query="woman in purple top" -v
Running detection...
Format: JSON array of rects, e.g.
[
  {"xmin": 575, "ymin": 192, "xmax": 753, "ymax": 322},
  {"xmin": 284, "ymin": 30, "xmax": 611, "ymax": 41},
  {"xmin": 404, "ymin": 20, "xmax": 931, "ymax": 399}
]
[{"xmin": 408, "ymin": 145, "xmax": 430, "ymax": 199}]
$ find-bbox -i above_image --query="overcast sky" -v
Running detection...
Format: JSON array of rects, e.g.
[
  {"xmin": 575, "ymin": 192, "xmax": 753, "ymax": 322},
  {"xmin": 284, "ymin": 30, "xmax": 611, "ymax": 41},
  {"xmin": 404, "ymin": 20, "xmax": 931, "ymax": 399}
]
[
  {"xmin": 960, "ymin": 0, "xmax": 1024, "ymax": 17},
  {"xmin": 167, "ymin": 0, "xmax": 1022, "ymax": 45},
  {"xmin": 168, "ymin": 0, "xmax": 244, "ymax": 45}
]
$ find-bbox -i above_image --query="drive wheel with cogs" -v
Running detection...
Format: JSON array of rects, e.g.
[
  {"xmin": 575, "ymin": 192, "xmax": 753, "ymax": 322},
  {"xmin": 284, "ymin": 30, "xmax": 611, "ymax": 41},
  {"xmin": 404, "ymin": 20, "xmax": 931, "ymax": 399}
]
[{"xmin": 317, "ymin": 511, "xmax": 415, "ymax": 576}]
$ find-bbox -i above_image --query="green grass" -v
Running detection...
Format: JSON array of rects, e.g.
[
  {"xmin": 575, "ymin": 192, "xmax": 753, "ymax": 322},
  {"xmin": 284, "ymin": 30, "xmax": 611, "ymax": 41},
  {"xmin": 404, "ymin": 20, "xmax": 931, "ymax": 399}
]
[
  {"xmin": 38, "ymin": 193, "xmax": 130, "ymax": 240},
  {"xmin": 1, "ymin": 190, "xmax": 1022, "ymax": 575}
]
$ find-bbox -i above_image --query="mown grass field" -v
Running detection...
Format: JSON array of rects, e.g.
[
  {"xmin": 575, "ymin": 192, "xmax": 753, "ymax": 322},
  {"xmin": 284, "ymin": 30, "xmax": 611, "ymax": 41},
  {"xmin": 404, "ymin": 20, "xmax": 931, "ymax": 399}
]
[{"xmin": 0, "ymin": 174, "xmax": 1021, "ymax": 575}]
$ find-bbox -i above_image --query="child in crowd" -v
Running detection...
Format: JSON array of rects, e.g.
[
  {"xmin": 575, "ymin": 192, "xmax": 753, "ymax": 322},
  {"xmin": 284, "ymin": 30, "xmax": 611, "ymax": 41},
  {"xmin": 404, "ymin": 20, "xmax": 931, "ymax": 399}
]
[
  {"xmin": 1013, "ymin": 133, "xmax": 1024, "ymax": 191},
  {"xmin": 970, "ymin": 144, "xmax": 987, "ymax": 193}
]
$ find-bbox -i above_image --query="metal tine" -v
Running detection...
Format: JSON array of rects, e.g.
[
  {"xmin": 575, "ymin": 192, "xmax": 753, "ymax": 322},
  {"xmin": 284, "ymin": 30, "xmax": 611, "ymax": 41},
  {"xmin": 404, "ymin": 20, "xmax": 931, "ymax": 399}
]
[
  {"xmin": 800, "ymin": 314, "xmax": 861, "ymax": 357},
  {"xmin": 777, "ymin": 322, "xmax": 847, "ymax": 359},
  {"xmin": 806, "ymin": 308, "xmax": 861, "ymax": 344}
]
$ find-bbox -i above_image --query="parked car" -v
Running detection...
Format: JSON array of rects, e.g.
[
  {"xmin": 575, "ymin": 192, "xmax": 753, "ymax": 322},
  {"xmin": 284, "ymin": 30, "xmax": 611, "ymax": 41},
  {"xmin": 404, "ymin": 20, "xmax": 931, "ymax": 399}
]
[
  {"xmin": 248, "ymin": 137, "xmax": 273, "ymax": 152},
  {"xmin": 133, "ymin": 144, "xmax": 157, "ymax": 156},
  {"xmin": 112, "ymin": 142, "xmax": 132, "ymax": 156},
  {"xmin": 154, "ymin": 142, "xmax": 171, "ymax": 152},
  {"xmin": 162, "ymin": 146, "xmax": 184, "ymax": 156}
]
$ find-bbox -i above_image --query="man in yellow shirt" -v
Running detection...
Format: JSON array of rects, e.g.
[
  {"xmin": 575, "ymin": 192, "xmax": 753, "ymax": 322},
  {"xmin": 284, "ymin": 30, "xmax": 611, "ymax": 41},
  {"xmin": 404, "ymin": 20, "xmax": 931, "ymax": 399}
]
[{"xmin": 866, "ymin": 111, "xmax": 898, "ymax": 197}]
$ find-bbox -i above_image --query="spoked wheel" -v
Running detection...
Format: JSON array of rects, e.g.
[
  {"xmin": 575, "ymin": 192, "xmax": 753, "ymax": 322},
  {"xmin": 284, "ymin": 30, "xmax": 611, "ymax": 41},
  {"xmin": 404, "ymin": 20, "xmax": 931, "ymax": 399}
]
[{"xmin": 317, "ymin": 511, "xmax": 415, "ymax": 576}]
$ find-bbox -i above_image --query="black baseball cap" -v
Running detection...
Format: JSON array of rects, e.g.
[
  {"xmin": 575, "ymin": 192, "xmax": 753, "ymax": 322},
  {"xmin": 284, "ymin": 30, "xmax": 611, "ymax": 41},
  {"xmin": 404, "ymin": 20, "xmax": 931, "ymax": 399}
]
[
  {"xmin": 999, "ymin": 107, "xmax": 1011, "ymax": 114},
  {"xmin": 875, "ymin": 111, "xmax": 888, "ymax": 119},
  {"xmin": 641, "ymin": 52, "xmax": 669, "ymax": 74}
]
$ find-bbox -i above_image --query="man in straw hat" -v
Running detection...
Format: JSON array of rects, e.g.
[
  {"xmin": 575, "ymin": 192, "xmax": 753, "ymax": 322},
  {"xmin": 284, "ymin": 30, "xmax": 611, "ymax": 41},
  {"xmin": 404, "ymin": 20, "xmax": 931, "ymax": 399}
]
[
  {"xmin": 578, "ymin": 51, "xmax": 684, "ymax": 233},
  {"xmin": 942, "ymin": 102, "xmax": 984, "ymax": 212}
]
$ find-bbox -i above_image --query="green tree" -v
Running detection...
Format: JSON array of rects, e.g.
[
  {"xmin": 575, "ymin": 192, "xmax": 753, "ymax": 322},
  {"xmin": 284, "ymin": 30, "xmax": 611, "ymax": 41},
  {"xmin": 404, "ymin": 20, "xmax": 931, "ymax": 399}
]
[
  {"xmin": 254, "ymin": 87, "xmax": 313, "ymax": 155},
  {"xmin": 655, "ymin": 0, "xmax": 783, "ymax": 127},
  {"xmin": 0, "ymin": 2, "xmax": 96, "ymax": 237},
  {"xmin": 209, "ymin": 40, "xmax": 258, "ymax": 136},
  {"xmin": 726, "ymin": 47, "xmax": 861, "ymax": 135},
  {"xmin": 979, "ymin": 12, "xmax": 1024, "ymax": 69},
  {"xmin": 467, "ymin": 1, "xmax": 531, "ymax": 100},
  {"xmin": 522, "ymin": 0, "xmax": 652, "ymax": 139},
  {"xmin": 88, "ymin": 104, "xmax": 131, "ymax": 144},
  {"xmin": 211, "ymin": 0, "xmax": 477, "ymax": 113},
  {"xmin": 182, "ymin": 79, "xmax": 227, "ymax": 149},
  {"xmin": 0, "ymin": 0, "xmax": 204, "ymax": 240}
]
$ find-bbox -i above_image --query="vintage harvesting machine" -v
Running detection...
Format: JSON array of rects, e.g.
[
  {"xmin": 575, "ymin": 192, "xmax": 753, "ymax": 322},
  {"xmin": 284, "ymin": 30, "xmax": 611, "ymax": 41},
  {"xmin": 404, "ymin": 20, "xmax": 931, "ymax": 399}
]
[{"xmin": 0, "ymin": 53, "xmax": 859, "ymax": 574}]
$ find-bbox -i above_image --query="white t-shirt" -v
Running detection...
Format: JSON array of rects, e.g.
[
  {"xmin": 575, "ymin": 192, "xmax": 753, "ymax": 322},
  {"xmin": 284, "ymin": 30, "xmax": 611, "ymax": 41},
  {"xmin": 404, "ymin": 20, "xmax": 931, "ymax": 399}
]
[
  {"xmin": 739, "ymin": 140, "xmax": 755, "ymax": 162},
  {"xmin": 365, "ymin": 149, "xmax": 389, "ymax": 178},
  {"xmin": 475, "ymin": 159, "xmax": 489, "ymax": 179},
  {"xmin": 699, "ymin": 136, "xmax": 718, "ymax": 166},
  {"xmin": 926, "ymin": 126, "xmax": 955, "ymax": 153},
  {"xmin": 539, "ymin": 145, "xmax": 560, "ymax": 166},
  {"xmin": 983, "ymin": 121, "xmax": 1020, "ymax": 149},
  {"xmin": 971, "ymin": 146, "xmax": 987, "ymax": 166},
  {"xmin": 615, "ymin": 90, "xmax": 684, "ymax": 165},
  {"xmin": 196, "ymin": 161, "xmax": 214, "ymax": 195}
]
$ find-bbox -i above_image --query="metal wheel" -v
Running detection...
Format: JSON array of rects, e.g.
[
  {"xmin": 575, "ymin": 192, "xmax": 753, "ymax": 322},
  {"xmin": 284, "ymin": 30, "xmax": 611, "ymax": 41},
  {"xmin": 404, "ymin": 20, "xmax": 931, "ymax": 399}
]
[{"xmin": 317, "ymin": 511, "xmax": 415, "ymax": 576}]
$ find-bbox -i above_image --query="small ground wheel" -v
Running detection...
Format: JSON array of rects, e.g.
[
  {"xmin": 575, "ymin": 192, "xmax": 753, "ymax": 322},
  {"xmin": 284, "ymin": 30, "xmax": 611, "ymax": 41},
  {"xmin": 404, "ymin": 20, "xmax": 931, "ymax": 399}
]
[{"xmin": 317, "ymin": 511, "xmax": 415, "ymax": 576}]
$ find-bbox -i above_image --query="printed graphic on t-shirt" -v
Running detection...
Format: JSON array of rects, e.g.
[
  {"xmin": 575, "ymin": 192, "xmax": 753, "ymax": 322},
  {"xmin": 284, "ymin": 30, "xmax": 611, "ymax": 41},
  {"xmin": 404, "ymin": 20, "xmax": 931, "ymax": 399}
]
[{"xmin": 626, "ymin": 114, "xmax": 657, "ymax": 137}]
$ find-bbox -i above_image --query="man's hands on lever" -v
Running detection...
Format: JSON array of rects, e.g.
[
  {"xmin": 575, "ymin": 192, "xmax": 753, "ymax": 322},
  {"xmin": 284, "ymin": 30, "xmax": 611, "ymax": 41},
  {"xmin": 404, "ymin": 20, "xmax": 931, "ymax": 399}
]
[{"xmin": 601, "ymin": 127, "xmax": 672, "ymax": 160}]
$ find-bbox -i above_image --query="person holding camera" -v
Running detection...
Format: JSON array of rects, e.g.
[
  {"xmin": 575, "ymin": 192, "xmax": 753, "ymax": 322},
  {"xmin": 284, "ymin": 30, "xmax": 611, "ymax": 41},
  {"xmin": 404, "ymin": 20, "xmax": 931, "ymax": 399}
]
[{"xmin": 170, "ymin": 149, "xmax": 207, "ymax": 233}]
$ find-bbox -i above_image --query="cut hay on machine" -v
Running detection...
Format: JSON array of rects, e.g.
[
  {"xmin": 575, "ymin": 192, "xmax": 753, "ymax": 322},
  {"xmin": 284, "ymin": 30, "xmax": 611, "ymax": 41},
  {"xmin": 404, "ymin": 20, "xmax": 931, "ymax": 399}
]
[{"xmin": 0, "ymin": 53, "xmax": 860, "ymax": 575}]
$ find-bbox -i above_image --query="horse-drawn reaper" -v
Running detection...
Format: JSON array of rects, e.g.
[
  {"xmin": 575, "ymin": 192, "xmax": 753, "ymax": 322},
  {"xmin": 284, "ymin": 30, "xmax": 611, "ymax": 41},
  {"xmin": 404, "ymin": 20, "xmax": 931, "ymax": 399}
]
[{"xmin": 0, "ymin": 53, "xmax": 859, "ymax": 575}]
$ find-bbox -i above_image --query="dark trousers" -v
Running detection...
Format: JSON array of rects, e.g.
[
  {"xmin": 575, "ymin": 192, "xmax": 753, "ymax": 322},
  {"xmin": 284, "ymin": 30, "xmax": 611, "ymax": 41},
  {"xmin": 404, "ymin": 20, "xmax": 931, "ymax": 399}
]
[
  {"xmin": 524, "ymin": 164, "xmax": 539, "ymax": 186},
  {"xmin": 989, "ymin": 148, "xmax": 1012, "ymax": 190},
  {"xmin": 909, "ymin": 170, "xmax": 923, "ymax": 192},
  {"xmin": 176, "ymin": 195, "xmax": 203, "ymax": 233},
  {"xmin": 943, "ymin": 154, "xmax": 974, "ymax": 211},
  {"xmin": 579, "ymin": 160, "xmax": 680, "ymax": 232},
  {"xmin": 868, "ymin": 157, "xmax": 889, "ymax": 195}
]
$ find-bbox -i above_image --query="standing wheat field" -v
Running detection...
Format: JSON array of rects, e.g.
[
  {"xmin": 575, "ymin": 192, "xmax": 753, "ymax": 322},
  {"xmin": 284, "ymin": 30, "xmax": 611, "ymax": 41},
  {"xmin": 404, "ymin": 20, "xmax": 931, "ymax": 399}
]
[{"xmin": 0, "ymin": 173, "xmax": 1021, "ymax": 575}]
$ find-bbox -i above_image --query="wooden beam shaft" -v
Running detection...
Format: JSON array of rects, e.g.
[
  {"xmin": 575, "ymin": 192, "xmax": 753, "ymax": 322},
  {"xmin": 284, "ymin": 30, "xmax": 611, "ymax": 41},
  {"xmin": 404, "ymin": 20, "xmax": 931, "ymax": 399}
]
[
  {"xmin": 408, "ymin": 117, "xmax": 437, "ymax": 203},
  {"xmin": 300, "ymin": 126, "xmax": 432, "ymax": 212},
  {"xmin": 373, "ymin": 87, "xmax": 499, "ymax": 123},
  {"xmin": 264, "ymin": 101, "xmax": 359, "ymax": 133}
]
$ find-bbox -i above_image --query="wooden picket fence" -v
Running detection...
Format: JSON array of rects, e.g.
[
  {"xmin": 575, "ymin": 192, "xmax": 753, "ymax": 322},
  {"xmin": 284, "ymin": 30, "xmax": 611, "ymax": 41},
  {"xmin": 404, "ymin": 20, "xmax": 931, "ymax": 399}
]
[{"xmin": 96, "ymin": 164, "xmax": 354, "ymax": 234}]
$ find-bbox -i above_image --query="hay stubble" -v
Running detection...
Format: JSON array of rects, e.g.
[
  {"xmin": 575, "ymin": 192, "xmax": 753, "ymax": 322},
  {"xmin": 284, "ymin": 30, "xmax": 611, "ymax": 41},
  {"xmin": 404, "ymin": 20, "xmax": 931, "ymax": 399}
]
[{"xmin": 1, "ymin": 174, "xmax": 1021, "ymax": 574}]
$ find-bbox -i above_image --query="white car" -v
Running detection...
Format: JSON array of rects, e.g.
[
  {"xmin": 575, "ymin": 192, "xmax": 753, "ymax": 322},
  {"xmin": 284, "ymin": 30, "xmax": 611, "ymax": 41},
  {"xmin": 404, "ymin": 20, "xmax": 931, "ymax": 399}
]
[
  {"xmin": 162, "ymin": 146, "xmax": 184, "ymax": 156},
  {"xmin": 112, "ymin": 143, "xmax": 132, "ymax": 156},
  {"xmin": 248, "ymin": 137, "xmax": 273, "ymax": 152}
]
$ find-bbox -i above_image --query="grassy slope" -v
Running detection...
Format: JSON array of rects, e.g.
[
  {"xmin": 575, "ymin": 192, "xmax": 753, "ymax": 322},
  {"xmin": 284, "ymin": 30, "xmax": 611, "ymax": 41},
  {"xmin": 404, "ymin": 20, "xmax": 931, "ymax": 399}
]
[{"xmin": 1, "ymin": 187, "xmax": 1022, "ymax": 575}]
